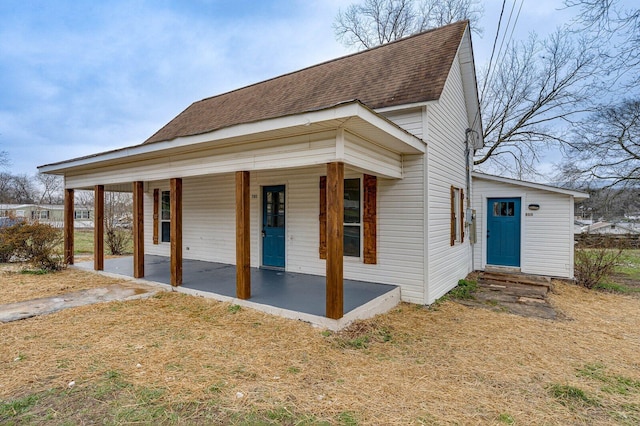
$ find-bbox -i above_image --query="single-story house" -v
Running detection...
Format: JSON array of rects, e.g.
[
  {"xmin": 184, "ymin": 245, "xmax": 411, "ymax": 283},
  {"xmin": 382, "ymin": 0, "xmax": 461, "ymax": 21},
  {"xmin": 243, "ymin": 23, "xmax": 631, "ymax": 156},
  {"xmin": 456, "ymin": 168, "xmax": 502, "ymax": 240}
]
[
  {"xmin": 0, "ymin": 203, "xmax": 93, "ymax": 228},
  {"xmin": 579, "ymin": 221, "xmax": 640, "ymax": 235},
  {"xmin": 39, "ymin": 21, "xmax": 585, "ymax": 326},
  {"xmin": 472, "ymin": 173, "xmax": 587, "ymax": 278}
]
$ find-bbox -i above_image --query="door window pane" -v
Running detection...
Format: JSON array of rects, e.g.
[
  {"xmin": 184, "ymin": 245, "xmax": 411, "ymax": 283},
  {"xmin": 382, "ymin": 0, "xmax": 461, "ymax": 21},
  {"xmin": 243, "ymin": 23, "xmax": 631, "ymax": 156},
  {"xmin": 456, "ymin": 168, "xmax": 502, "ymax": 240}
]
[
  {"xmin": 493, "ymin": 201, "xmax": 515, "ymax": 217},
  {"xmin": 266, "ymin": 190, "xmax": 285, "ymax": 228}
]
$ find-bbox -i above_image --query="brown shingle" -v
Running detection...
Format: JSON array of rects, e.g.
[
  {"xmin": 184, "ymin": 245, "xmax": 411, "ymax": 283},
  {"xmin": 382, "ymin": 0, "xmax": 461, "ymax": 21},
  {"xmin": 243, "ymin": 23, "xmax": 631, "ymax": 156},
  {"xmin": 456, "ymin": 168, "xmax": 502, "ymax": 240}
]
[{"xmin": 144, "ymin": 21, "xmax": 468, "ymax": 144}]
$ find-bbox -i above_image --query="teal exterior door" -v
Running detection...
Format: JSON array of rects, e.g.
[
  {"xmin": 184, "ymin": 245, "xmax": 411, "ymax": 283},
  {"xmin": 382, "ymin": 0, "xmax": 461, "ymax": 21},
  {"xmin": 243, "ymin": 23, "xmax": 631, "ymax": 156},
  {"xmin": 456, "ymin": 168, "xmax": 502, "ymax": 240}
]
[
  {"xmin": 487, "ymin": 198, "xmax": 521, "ymax": 267},
  {"xmin": 262, "ymin": 185, "xmax": 285, "ymax": 268}
]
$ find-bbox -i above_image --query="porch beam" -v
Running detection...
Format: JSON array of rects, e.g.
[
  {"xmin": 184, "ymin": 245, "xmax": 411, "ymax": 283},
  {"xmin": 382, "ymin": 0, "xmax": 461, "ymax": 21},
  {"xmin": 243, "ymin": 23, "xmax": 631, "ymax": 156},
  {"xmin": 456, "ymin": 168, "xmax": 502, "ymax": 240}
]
[
  {"xmin": 326, "ymin": 161, "xmax": 344, "ymax": 319},
  {"xmin": 235, "ymin": 170, "xmax": 251, "ymax": 299},
  {"xmin": 94, "ymin": 185, "xmax": 104, "ymax": 271},
  {"xmin": 64, "ymin": 188, "xmax": 74, "ymax": 265},
  {"xmin": 170, "ymin": 178, "xmax": 183, "ymax": 286},
  {"xmin": 132, "ymin": 181, "xmax": 144, "ymax": 278}
]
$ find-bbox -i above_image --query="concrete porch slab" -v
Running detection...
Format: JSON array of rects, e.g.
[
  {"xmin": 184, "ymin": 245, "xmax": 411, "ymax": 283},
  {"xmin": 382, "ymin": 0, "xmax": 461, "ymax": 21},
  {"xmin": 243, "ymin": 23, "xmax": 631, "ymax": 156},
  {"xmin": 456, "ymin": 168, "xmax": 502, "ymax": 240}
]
[{"xmin": 74, "ymin": 255, "xmax": 400, "ymax": 330}]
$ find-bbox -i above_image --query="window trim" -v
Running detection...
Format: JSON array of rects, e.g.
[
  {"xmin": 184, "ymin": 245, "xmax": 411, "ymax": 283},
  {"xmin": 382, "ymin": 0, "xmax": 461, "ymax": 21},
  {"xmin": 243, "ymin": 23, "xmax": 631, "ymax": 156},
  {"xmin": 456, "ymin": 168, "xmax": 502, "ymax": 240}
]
[
  {"xmin": 74, "ymin": 210, "xmax": 90, "ymax": 219},
  {"xmin": 161, "ymin": 190, "xmax": 171, "ymax": 243},
  {"xmin": 320, "ymin": 175, "xmax": 375, "ymax": 261},
  {"xmin": 450, "ymin": 186, "xmax": 465, "ymax": 246},
  {"xmin": 343, "ymin": 177, "xmax": 362, "ymax": 258}
]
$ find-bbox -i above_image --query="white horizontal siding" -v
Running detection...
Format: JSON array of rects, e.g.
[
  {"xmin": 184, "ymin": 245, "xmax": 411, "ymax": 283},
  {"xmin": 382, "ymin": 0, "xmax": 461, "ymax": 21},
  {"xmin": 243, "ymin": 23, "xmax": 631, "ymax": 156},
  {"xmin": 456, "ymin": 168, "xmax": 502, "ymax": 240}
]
[
  {"xmin": 144, "ymin": 175, "xmax": 236, "ymax": 264},
  {"xmin": 66, "ymin": 135, "xmax": 337, "ymax": 188},
  {"xmin": 472, "ymin": 178, "xmax": 575, "ymax": 278},
  {"xmin": 425, "ymin": 52, "xmax": 473, "ymax": 304},
  {"xmin": 143, "ymin": 162, "xmax": 426, "ymax": 303},
  {"xmin": 381, "ymin": 108, "xmax": 424, "ymax": 139},
  {"xmin": 343, "ymin": 132, "xmax": 402, "ymax": 178}
]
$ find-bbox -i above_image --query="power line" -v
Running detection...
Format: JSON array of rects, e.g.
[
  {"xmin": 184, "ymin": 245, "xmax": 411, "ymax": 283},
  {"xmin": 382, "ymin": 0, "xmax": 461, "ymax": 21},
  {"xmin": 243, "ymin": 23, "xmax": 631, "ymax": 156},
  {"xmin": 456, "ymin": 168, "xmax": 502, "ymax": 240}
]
[{"xmin": 473, "ymin": 0, "xmax": 525, "ymax": 133}]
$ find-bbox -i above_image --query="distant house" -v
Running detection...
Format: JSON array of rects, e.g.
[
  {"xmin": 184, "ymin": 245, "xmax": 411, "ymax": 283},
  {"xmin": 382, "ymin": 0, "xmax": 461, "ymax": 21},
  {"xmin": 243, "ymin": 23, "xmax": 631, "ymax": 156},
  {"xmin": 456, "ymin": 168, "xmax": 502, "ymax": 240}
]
[
  {"xmin": 39, "ymin": 21, "xmax": 587, "ymax": 323},
  {"xmin": 580, "ymin": 221, "xmax": 640, "ymax": 235},
  {"xmin": 0, "ymin": 203, "xmax": 92, "ymax": 228}
]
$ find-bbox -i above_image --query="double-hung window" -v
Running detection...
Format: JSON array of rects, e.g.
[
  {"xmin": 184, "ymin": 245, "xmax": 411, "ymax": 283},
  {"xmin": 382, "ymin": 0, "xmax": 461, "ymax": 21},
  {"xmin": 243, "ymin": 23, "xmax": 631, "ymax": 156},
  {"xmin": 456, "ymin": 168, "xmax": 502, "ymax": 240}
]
[
  {"xmin": 31, "ymin": 210, "xmax": 49, "ymax": 220},
  {"xmin": 344, "ymin": 178, "xmax": 361, "ymax": 257},
  {"xmin": 74, "ymin": 210, "xmax": 90, "ymax": 219},
  {"xmin": 161, "ymin": 190, "xmax": 171, "ymax": 242}
]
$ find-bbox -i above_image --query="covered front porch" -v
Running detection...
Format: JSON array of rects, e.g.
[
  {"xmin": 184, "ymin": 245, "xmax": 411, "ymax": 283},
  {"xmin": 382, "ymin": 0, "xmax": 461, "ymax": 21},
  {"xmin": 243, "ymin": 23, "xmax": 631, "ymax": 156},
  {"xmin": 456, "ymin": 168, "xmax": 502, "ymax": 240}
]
[
  {"xmin": 75, "ymin": 255, "xmax": 400, "ymax": 330},
  {"xmin": 40, "ymin": 101, "xmax": 426, "ymax": 323}
]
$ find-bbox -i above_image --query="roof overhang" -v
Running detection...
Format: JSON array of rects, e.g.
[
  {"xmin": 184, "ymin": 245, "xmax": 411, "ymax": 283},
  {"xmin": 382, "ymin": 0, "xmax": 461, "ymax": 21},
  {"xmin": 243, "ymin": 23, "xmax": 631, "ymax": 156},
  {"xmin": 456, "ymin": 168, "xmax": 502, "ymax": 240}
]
[
  {"xmin": 473, "ymin": 172, "xmax": 589, "ymax": 200},
  {"xmin": 39, "ymin": 100, "xmax": 424, "ymax": 177}
]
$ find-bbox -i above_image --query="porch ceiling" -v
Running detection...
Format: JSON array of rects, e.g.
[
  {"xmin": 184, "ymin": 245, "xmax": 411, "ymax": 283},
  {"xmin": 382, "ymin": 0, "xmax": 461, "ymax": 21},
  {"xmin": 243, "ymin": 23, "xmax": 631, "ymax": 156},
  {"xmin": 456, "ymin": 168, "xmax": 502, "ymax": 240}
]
[{"xmin": 39, "ymin": 101, "xmax": 424, "ymax": 187}]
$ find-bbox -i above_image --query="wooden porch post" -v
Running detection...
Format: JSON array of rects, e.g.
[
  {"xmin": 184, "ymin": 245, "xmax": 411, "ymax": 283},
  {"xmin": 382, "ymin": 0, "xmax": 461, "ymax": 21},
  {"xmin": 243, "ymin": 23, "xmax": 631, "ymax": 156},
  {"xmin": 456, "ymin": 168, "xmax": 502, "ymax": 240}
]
[
  {"xmin": 235, "ymin": 171, "xmax": 251, "ymax": 299},
  {"xmin": 64, "ymin": 188, "xmax": 75, "ymax": 265},
  {"xmin": 170, "ymin": 178, "xmax": 182, "ymax": 286},
  {"xmin": 132, "ymin": 181, "xmax": 144, "ymax": 278},
  {"xmin": 326, "ymin": 162, "xmax": 344, "ymax": 319},
  {"xmin": 94, "ymin": 185, "xmax": 104, "ymax": 271}
]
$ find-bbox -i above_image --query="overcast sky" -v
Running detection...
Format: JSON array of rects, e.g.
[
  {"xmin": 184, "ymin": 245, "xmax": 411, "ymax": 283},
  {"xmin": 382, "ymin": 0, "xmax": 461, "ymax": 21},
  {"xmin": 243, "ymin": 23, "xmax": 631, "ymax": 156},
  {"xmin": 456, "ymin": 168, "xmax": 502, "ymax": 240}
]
[{"xmin": 0, "ymin": 0, "xmax": 583, "ymax": 176}]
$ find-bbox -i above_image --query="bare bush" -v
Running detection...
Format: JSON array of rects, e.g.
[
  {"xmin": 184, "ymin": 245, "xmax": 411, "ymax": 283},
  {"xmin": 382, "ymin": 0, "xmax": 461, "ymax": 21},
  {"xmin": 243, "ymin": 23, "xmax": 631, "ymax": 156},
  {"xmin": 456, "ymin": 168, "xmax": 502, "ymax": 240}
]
[
  {"xmin": 106, "ymin": 228, "xmax": 131, "ymax": 256},
  {"xmin": 105, "ymin": 192, "xmax": 132, "ymax": 255},
  {"xmin": 0, "ymin": 222, "xmax": 64, "ymax": 270},
  {"xmin": 574, "ymin": 239, "xmax": 623, "ymax": 289}
]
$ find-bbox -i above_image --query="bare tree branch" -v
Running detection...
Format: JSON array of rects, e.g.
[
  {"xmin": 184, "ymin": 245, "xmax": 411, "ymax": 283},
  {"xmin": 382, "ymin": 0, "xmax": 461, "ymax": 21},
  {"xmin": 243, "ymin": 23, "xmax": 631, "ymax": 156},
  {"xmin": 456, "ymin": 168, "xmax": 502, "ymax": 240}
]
[
  {"xmin": 559, "ymin": 98, "xmax": 640, "ymax": 188},
  {"xmin": 334, "ymin": 0, "xmax": 483, "ymax": 50},
  {"xmin": 474, "ymin": 28, "xmax": 603, "ymax": 177}
]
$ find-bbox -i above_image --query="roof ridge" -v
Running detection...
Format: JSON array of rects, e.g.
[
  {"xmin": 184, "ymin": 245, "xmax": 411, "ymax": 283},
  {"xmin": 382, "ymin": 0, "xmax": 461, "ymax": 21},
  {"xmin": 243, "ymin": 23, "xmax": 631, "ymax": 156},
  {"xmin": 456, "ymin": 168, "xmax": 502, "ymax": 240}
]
[
  {"xmin": 143, "ymin": 20, "xmax": 469, "ymax": 145},
  {"xmin": 192, "ymin": 20, "xmax": 469, "ymax": 106}
]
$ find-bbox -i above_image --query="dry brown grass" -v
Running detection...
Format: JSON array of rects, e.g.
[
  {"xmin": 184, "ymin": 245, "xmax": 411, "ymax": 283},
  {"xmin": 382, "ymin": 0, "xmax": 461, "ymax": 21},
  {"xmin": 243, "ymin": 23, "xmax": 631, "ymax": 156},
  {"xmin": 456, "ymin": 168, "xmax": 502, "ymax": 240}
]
[
  {"xmin": 1, "ymin": 269, "xmax": 640, "ymax": 425},
  {"xmin": 0, "ymin": 264, "xmax": 128, "ymax": 305}
]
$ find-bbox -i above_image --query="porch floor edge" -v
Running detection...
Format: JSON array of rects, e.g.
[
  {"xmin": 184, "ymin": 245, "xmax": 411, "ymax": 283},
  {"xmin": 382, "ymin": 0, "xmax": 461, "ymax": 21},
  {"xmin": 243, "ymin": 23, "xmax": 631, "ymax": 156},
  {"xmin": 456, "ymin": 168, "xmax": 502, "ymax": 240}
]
[{"xmin": 70, "ymin": 261, "xmax": 401, "ymax": 331}]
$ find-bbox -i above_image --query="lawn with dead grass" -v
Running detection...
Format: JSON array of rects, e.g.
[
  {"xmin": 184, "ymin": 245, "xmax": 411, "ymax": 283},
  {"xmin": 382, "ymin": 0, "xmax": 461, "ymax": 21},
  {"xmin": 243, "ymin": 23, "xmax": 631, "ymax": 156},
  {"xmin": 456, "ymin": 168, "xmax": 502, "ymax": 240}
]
[
  {"xmin": 0, "ymin": 265, "xmax": 129, "ymax": 305},
  {"xmin": 1, "ymin": 268, "xmax": 640, "ymax": 425}
]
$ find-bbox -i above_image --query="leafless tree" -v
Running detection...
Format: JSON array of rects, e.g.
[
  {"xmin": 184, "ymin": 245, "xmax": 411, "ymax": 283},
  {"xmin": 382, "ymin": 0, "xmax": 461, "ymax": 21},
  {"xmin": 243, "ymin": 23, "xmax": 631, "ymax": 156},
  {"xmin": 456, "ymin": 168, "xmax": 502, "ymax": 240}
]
[
  {"xmin": 416, "ymin": 0, "xmax": 484, "ymax": 35},
  {"xmin": 74, "ymin": 189, "xmax": 94, "ymax": 208},
  {"xmin": 0, "ymin": 151, "xmax": 8, "ymax": 169},
  {"xmin": 0, "ymin": 172, "xmax": 13, "ymax": 203},
  {"xmin": 474, "ymin": 29, "xmax": 603, "ymax": 177},
  {"xmin": 334, "ymin": 0, "xmax": 483, "ymax": 50},
  {"xmin": 565, "ymin": 0, "xmax": 640, "ymax": 87},
  {"xmin": 561, "ymin": 99, "xmax": 640, "ymax": 188},
  {"xmin": 6, "ymin": 174, "xmax": 36, "ymax": 204},
  {"xmin": 333, "ymin": 0, "xmax": 609, "ymax": 179},
  {"xmin": 104, "ymin": 192, "xmax": 132, "ymax": 255},
  {"xmin": 35, "ymin": 173, "xmax": 63, "ymax": 204}
]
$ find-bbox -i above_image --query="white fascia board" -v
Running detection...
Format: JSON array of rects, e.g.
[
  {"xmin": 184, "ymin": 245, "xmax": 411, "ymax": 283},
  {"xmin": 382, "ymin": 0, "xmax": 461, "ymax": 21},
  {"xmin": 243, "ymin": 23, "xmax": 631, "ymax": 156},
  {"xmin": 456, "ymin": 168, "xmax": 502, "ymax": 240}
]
[
  {"xmin": 472, "ymin": 172, "xmax": 589, "ymax": 199},
  {"xmin": 39, "ymin": 101, "xmax": 424, "ymax": 174},
  {"xmin": 458, "ymin": 26, "xmax": 484, "ymax": 149},
  {"xmin": 374, "ymin": 100, "xmax": 437, "ymax": 114}
]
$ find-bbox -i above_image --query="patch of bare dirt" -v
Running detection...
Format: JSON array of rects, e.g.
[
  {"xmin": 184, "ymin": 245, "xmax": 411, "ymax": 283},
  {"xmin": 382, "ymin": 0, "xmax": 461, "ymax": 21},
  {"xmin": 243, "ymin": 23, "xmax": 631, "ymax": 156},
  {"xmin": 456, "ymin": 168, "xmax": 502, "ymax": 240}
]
[{"xmin": 0, "ymin": 266, "xmax": 130, "ymax": 305}]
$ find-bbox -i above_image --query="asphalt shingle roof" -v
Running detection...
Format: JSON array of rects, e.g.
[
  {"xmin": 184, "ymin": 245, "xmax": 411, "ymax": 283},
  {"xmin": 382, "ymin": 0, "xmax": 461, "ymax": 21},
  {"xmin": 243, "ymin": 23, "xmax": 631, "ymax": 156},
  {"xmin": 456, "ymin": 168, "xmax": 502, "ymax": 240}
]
[{"xmin": 144, "ymin": 21, "xmax": 468, "ymax": 145}]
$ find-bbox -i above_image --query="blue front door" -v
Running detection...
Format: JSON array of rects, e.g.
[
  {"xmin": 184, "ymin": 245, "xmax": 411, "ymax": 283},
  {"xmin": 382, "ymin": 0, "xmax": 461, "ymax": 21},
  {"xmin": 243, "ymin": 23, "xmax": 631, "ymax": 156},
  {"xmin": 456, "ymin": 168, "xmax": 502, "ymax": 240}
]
[
  {"xmin": 487, "ymin": 198, "xmax": 521, "ymax": 267},
  {"xmin": 262, "ymin": 185, "xmax": 285, "ymax": 268}
]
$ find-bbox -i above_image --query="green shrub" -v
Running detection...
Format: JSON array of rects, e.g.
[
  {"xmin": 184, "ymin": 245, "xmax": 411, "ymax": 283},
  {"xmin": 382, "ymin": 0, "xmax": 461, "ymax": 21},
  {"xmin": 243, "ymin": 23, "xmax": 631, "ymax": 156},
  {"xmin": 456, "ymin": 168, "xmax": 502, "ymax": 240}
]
[{"xmin": 448, "ymin": 279, "xmax": 477, "ymax": 299}]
